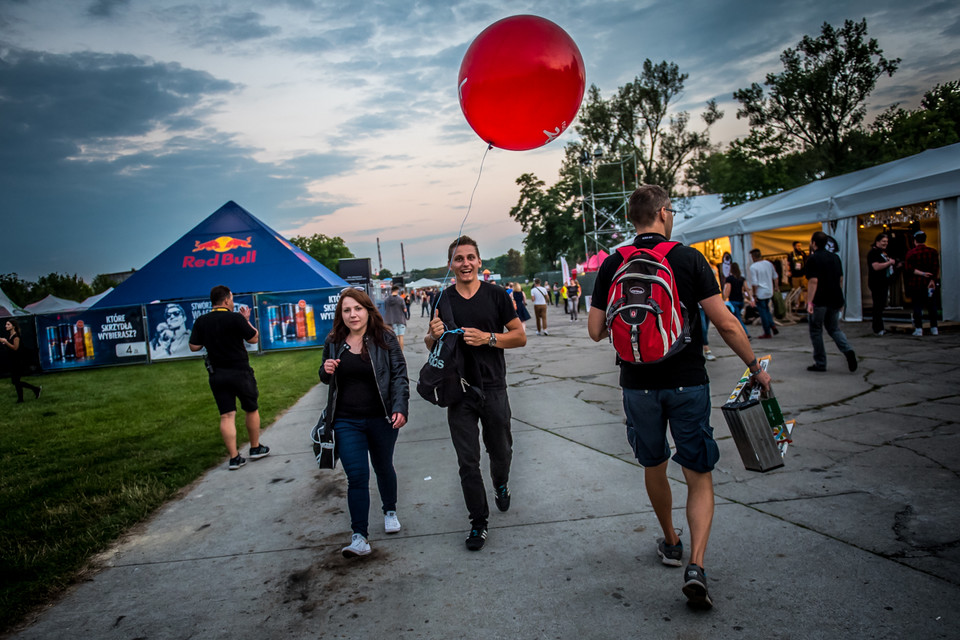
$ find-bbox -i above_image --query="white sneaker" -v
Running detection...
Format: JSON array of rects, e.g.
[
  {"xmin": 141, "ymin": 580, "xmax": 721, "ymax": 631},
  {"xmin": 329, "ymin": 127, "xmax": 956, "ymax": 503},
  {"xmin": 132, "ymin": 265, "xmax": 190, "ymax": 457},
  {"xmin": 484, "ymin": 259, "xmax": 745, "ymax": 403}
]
[
  {"xmin": 931, "ymin": 327, "xmax": 939, "ymax": 336},
  {"xmin": 342, "ymin": 533, "xmax": 371, "ymax": 557},
  {"xmin": 704, "ymin": 350, "xmax": 716, "ymax": 361},
  {"xmin": 543, "ymin": 330, "xmax": 549, "ymax": 335},
  {"xmin": 912, "ymin": 328, "xmax": 923, "ymax": 337},
  {"xmin": 384, "ymin": 511, "xmax": 401, "ymax": 534},
  {"xmin": 536, "ymin": 330, "xmax": 541, "ymax": 335}
]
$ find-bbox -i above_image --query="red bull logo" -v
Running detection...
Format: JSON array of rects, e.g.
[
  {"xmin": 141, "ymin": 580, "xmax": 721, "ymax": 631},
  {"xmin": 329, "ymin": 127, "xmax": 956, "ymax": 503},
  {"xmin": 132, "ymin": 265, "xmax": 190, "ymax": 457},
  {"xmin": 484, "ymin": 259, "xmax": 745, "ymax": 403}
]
[{"xmin": 183, "ymin": 235, "xmax": 256, "ymax": 268}]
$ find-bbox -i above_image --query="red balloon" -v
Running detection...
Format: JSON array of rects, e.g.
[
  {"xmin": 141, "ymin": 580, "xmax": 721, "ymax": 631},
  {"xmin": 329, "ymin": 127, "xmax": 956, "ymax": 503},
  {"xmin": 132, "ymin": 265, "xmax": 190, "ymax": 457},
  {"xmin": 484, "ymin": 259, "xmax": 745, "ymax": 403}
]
[{"xmin": 458, "ymin": 15, "xmax": 586, "ymax": 151}]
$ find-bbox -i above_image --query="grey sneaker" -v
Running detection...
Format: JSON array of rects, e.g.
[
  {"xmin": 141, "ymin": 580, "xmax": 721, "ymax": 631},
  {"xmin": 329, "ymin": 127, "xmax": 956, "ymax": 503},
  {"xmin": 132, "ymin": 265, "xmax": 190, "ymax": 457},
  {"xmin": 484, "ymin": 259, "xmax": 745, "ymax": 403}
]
[
  {"xmin": 657, "ymin": 537, "xmax": 683, "ymax": 567},
  {"xmin": 682, "ymin": 564, "xmax": 714, "ymax": 609},
  {"xmin": 249, "ymin": 444, "xmax": 270, "ymax": 460}
]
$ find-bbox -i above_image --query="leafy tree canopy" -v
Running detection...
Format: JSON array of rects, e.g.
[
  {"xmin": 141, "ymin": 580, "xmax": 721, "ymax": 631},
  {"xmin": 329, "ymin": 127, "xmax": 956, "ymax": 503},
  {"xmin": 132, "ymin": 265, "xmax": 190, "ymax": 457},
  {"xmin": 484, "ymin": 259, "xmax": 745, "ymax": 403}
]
[{"xmin": 288, "ymin": 233, "xmax": 354, "ymax": 272}]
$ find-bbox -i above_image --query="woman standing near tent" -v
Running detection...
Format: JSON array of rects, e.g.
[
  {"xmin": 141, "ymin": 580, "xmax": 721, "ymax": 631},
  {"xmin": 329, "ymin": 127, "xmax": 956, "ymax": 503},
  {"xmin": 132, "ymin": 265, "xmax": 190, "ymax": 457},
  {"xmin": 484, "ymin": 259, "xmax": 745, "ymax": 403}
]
[
  {"xmin": 319, "ymin": 288, "xmax": 409, "ymax": 558},
  {"xmin": 1, "ymin": 319, "xmax": 41, "ymax": 403}
]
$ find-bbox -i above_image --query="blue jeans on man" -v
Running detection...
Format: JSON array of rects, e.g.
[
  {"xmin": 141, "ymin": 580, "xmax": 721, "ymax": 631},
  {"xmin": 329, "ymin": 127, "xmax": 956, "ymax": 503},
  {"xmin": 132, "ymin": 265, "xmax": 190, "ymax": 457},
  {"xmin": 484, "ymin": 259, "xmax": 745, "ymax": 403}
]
[
  {"xmin": 756, "ymin": 298, "xmax": 774, "ymax": 336},
  {"xmin": 809, "ymin": 306, "xmax": 854, "ymax": 369}
]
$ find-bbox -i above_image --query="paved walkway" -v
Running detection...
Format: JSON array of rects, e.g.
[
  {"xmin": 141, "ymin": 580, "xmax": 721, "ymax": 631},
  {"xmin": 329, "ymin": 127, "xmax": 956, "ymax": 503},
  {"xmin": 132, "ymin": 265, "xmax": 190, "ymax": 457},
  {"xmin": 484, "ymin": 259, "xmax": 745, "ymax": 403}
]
[{"xmin": 9, "ymin": 303, "xmax": 959, "ymax": 639}]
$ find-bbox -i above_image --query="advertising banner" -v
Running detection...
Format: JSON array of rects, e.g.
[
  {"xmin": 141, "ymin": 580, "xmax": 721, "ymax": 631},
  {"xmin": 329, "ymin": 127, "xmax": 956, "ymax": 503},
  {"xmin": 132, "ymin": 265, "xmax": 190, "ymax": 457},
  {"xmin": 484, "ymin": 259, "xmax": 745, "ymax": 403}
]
[
  {"xmin": 37, "ymin": 306, "xmax": 147, "ymax": 371},
  {"xmin": 145, "ymin": 295, "xmax": 256, "ymax": 361},
  {"xmin": 258, "ymin": 288, "xmax": 341, "ymax": 351}
]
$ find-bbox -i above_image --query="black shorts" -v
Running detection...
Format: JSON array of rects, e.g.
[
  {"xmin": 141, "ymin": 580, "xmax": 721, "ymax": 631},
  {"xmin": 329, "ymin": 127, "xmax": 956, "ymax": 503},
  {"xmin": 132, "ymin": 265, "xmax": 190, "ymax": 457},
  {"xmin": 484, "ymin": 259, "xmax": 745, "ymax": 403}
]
[{"xmin": 209, "ymin": 367, "xmax": 259, "ymax": 415}]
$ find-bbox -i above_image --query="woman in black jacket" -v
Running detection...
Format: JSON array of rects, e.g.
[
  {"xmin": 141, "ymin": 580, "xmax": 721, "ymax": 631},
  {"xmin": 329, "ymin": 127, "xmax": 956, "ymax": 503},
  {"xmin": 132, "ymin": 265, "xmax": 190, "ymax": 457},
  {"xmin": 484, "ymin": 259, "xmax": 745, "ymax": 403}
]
[
  {"xmin": 319, "ymin": 288, "xmax": 409, "ymax": 558},
  {"xmin": 1, "ymin": 319, "xmax": 42, "ymax": 403}
]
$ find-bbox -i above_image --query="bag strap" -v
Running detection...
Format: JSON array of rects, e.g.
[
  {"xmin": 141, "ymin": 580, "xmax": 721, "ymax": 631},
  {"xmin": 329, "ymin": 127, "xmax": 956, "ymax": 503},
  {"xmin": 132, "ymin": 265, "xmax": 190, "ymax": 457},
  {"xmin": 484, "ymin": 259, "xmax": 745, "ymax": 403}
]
[
  {"xmin": 438, "ymin": 291, "xmax": 458, "ymax": 330},
  {"xmin": 618, "ymin": 241, "xmax": 678, "ymax": 263}
]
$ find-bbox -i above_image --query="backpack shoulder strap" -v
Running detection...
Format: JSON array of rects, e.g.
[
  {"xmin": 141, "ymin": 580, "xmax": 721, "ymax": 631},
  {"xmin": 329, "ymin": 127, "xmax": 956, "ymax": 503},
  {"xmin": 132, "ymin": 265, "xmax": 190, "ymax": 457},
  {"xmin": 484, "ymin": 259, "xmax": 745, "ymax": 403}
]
[{"xmin": 439, "ymin": 292, "xmax": 458, "ymax": 330}]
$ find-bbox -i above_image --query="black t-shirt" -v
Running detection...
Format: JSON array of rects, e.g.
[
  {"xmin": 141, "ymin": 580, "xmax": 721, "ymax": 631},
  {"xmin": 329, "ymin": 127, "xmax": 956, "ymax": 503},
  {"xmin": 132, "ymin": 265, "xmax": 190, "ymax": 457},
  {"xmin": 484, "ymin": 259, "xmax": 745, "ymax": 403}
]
[
  {"xmin": 335, "ymin": 349, "xmax": 386, "ymax": 418},
  {"xmin": 435, "ymin": 281, "xmax": 518, "ymax": 390},
  {"xmin": 804, "ymin": 249, "xmax": 845, "ymax": 308},
  {"xmin": 866, "ymin": 247, "xmax": 891, "ymax": 288},
  {"xmin": 591, "ymin": 233, "xmax": 721, "ymax": 390},
  {"xmin": 189, "ymin": 309, "xmax": 256, "ymax": 370},
  {"xmin": 725, "ymin": 275, "xmax": 746, "ymax": 303}
]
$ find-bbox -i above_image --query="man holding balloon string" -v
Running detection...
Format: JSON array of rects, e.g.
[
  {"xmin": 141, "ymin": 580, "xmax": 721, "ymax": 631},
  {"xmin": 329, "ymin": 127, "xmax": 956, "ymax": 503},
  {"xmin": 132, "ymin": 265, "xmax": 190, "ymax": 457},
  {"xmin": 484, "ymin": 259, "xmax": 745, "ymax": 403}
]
[{"xmin": 426, "ymin": 237, "xmax": 526, "ymax": 551}]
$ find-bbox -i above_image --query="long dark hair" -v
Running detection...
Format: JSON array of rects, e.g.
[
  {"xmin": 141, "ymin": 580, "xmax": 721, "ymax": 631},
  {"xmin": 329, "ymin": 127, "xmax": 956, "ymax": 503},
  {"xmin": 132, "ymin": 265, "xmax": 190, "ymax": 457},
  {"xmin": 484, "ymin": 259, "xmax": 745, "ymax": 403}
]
[
  {"xmin": 328, "ymin": 288, "xmax": 390, "ymax": 358},
  {"xmin": 731, "ymin": 262, "xmax": 743, "ymax": 279},
  {"xmin": 5, "ymin": 318, "xmax": 21, "ymax": 338}
]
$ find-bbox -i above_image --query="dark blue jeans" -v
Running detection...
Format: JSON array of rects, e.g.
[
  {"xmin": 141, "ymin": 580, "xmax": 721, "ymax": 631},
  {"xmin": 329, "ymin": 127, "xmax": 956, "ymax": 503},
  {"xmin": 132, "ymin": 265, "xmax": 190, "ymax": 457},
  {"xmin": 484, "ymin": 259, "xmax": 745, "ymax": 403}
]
[
  {"xmin": 334, "ymin": 416, "xmax": 399, "ymax": 538},
  {"xmin": 756, "ymin": 298, "xmax": 774, "ymax": 335},
  {"xmin": 808, "ymin": 306, "xmax": 853, "ymax": 368},
  {"xmin": 729, "ymin": 301, "xmax": 749, "ymax": 333}
]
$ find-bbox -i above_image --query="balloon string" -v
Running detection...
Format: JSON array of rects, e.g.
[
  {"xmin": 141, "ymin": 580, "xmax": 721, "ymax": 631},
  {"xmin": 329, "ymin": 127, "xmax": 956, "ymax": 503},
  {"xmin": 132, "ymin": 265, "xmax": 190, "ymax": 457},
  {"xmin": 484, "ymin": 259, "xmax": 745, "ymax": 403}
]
[{"xmin": 434, "ymin": 143, "xmax": 493, "ymax": 315}]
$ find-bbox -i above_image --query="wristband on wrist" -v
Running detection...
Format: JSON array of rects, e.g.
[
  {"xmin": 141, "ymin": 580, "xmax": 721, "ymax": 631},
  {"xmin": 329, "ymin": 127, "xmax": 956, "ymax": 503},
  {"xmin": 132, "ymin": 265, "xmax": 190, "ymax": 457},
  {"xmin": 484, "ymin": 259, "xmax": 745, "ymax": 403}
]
[{"xmin": 747, "ymin": 358, "xmax": 759, "ymax": 373}]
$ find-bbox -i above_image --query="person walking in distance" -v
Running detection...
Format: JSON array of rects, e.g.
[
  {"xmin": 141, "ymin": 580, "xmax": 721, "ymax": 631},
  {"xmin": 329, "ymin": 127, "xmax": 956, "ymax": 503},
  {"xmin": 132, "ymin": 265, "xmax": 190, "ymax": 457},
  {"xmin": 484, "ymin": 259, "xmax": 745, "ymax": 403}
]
[
  {"xmin": 1, "ymin": 319, "xmax": 41, "ymax": 403},
  {"xmin": 904, "ymin": 230, "xmax": 940, "ymax": 336},
  {"xmin": 805, "ymin": 231, "xmax": 857, "ymax": 372},
  {"xmin": 568, "ymin": 280, "xmax": 581, "ymax": 321},
  {"xmin": 383, "ymin": 285, "xmax": 408, "ymax": 350},
  {"xmin": 189, "ymin": 285, "xmax": 269, "ymax": 470},
  {"xmin": 530, "ymin": 278, "xmax": 550, "ymax": 335},
  {"xmin": 748, "ymin": 249, "xmax": 779, "ymax": 339},
  {"xmin": 588, "ymin": 185, "xmax": 771, "ymax": 609},
  {"xmin": 426, "ymin": 236, "xmax": 526, "ymax": 551},
  {"xmin": 320, "ymin": 288, "xmax": 409, "ymax": 558}
]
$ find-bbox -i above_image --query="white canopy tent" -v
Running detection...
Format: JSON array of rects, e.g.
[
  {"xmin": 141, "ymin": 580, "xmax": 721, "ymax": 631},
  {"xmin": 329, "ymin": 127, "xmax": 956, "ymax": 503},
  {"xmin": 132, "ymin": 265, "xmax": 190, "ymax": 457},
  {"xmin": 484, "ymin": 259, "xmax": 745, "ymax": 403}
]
[
  {"xmin": 0, "ymin": 286, "xmax": 30, "ymax": 318},
  {"xmin": 407, "ymin": 278, "xmax": 442, "ymax": 289},
  {"xmin": 675, "ymin": 143, "xmax": 960, "ymax": 322},
  {"xmin": 77, "ymin": 288, "xmax": 114, "ymax": 309},
  {"xmin": 24, "ymin": 294, "xmax": 82, "ymax": 314}
]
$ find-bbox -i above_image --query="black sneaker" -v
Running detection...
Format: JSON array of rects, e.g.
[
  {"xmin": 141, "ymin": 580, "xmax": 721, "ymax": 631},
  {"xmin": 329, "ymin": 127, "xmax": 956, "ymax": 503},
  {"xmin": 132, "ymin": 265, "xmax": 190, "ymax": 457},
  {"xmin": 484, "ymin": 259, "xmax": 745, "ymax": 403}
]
[
  {"xmin": 228, "ymin": 455, "xmax": 246, "ymax": 470},
  {"xmin": 465, "ymin": 526, "xmax": 487, "ymax": 551},
  {"xmin": 656, "ymin": 537, "xmax": 683, "ymax": 567},
  {"xmin": 682, "ymin": 564, "xmax": 714, "ymax": 609},
  {"xmin": 494, "ymin": 484, "xmax": 511, "ymax": 512},
  {"xmin": 807, "ymin": 364, "xmax": 826, "ymax": 372},
  {"xmin": 845, "ymin": 350, "xmax": 858, "ymax": 372},
  {"xmin": 249, "ymin": 444, "xmax": 270, "ymax": 460}
]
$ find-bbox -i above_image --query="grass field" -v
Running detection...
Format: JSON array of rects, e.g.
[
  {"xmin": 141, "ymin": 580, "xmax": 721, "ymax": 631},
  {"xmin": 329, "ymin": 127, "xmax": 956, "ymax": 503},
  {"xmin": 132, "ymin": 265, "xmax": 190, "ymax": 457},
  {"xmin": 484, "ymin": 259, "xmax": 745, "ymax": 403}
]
[{"xmin": 0, "ymin": 349, "xmax": 321, "ymax": 632}]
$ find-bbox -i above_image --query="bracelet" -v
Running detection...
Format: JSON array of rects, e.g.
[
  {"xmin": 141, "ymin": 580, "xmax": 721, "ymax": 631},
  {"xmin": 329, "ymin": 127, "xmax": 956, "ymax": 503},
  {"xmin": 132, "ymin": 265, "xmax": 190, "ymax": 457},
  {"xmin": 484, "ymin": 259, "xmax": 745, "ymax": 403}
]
[{"xmin": 747, "ymin": 358, "xmax": 759, "ymax": 373}]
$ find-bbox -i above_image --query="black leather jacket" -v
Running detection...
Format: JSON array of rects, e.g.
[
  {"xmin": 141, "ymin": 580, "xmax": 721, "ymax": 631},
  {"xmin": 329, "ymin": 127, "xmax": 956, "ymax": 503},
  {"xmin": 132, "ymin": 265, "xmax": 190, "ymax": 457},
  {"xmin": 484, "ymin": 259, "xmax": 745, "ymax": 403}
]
[{"xmin": 319, "ymin": 331, "xmax": 409, "ymax": 425}]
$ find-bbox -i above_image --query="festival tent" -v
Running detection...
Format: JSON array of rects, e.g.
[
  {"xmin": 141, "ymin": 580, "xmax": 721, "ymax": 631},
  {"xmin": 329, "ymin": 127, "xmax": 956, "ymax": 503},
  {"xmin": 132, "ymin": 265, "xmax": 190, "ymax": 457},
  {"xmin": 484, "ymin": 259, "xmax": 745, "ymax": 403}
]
[
  {"xmin": 77, "ymin": 288, "xmax": 113, "ymax": 309},
  {"xmin": 582, "ymin": 250, "xmax": 609, "ymax": 272},
  {"xmin": 93, "ymin": 201, "xmax": 348, "ymax": 308},
  {"xmin": 0, "ymin": 286, "xmax": 29, "ymax": 318},
  {"xmin": 408, "ymin": 278, "xmax": 442, "ymax": 288},
  {"xmin": 674, "ymin": 143, "xmax": 960, "ymax": 322},
  {"xmin": 24, "ymin": 294, "xmax": 82, "ymax": 314}
]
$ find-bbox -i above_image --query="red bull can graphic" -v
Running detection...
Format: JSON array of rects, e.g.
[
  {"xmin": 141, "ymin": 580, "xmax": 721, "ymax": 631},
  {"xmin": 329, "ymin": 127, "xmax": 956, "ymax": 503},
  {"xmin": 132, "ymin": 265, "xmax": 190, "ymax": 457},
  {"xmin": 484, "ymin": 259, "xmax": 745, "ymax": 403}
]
[
  {"xmin": 266, "ymin": 305, "xmax": 282, "ymax": 342},
  {"xmin": 183, "ymin": 235, "xmax": 256, "ymax": 268}
]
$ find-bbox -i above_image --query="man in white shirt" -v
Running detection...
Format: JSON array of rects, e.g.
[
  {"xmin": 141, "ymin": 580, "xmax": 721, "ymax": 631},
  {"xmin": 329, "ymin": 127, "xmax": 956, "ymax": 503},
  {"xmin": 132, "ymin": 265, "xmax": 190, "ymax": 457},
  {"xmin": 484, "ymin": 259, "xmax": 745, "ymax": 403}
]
[
  {"xmin": 530, "ymin": 278, "xmax": 550, "ymax": 335},
  {"xmin": 748, "ymin": 249, "xmax": 779, "ymax": 339}
]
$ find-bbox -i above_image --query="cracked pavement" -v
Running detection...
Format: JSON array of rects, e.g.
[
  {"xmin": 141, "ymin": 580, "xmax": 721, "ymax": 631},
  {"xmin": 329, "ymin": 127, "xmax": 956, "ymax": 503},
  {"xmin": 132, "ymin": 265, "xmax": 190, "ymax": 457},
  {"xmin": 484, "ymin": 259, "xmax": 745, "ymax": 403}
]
[{"xmin": 9, "ymin": 303, "xmax": 958, "ymax": 639}]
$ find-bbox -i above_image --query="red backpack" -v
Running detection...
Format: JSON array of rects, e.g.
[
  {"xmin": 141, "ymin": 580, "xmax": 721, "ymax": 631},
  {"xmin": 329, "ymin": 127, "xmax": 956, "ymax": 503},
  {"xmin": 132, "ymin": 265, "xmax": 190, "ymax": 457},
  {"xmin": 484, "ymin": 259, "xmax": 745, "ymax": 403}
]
[{"xmin": 605, "ymin": 242, "xmax": 691, "ymax": 364}]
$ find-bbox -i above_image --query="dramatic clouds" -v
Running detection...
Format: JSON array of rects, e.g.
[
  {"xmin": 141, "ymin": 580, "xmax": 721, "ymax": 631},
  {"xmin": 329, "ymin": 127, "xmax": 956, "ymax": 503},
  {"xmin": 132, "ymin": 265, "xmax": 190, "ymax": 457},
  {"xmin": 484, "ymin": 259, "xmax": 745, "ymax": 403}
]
[{"xmin": 1, "ymin": 0, "xmax": 958, "ymax": 279}]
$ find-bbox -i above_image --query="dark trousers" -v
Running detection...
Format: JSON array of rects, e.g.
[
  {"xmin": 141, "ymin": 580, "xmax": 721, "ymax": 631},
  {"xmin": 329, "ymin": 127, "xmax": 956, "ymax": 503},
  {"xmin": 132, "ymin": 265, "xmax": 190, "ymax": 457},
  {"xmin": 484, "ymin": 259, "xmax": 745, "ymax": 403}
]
[
  {"xmin": 809, "ymin": 306, "xmax": 853, "ymax": 368},
  {"xmin": 869, "ymin": 281, "xmax": 888, "ymax": 333},
  {"xmin": 447, "ymin": 388, "xmax": 513, "ymax": 527},
  {"xmin": 334, "ymin": 416, "xmax": 399, "ymax": 538},
  {"xmin": 909, "ymin": 286, "xmax": 938, "ymax": 329},
  {"xmin": 756, "ymin": 298, "xmax": 775, "ymax": 335},
  {"xmin": 11, "ymin": 372, "xmax": 40, "ymax": 402}
]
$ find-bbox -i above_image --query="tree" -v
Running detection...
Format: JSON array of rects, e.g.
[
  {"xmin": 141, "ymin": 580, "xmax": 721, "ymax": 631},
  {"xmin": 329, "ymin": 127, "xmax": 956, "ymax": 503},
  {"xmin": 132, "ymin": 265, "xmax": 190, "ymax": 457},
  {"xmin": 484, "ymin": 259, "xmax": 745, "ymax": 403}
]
[
  {"xmin": 866, "ymin": 79, "xmax": 960, "ymax": 162},
  {"xmin": 503, "ymin": 249, "xmax": 524, "ymax": 277},
  {"xmin": 288, "ymin": 234, "xmax": 354, "ymax": 272},
  {"xmin": 733, "ymin": 19, "xmax": 899, "ymax": 175},
  {"xmin": 31, "ymin": 273, "xmax": 93, "ymax": 304},
  {"xmin": 378, "ymin": 268, "xmax": 393, "ymax": 279},
  {"xmin": 91, "ymin": 274, "xmax": 119, "ymax": 295},
  {"xmin": 0, "ymin": 273, "xmax": 32, "ymax": 308},
  {"xmin": 509, "ymin": 173, "xmax": 583, "ymax": 265},
  {"xmin": 572, "ymin": 60, "xmax": 722, "ymax": 193}
]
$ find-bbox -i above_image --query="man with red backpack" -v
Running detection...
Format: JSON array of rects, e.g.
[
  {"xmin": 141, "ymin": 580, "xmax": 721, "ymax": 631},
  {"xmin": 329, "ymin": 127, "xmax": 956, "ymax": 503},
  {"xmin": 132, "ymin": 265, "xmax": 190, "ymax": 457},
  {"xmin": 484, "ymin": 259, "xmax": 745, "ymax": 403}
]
[{"xmin": 588, "ymin": 185, "xmax": 770, "ymax": 609}]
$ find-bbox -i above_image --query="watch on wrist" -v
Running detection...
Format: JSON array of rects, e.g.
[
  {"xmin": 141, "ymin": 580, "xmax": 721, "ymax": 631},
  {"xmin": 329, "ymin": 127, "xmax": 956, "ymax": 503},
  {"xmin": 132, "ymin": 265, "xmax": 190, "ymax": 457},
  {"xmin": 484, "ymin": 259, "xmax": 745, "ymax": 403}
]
[{"xmin": 488, "ymin": 332, "xmax": 497, "ymax": 347}]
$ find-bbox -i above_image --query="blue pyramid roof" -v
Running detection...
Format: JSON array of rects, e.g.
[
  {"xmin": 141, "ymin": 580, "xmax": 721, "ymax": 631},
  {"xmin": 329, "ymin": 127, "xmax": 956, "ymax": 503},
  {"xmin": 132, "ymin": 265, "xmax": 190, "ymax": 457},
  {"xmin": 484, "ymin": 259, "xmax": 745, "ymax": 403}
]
[{"xmin": 93, "ymin": 201, "xmax": 348, "ymax": 307}]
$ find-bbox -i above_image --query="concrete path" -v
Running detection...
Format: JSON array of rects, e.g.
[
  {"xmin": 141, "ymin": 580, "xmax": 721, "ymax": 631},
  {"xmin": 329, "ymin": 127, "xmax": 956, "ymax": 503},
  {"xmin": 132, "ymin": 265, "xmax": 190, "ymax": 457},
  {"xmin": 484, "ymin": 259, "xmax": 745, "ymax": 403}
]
[{"xmin": 9, "ymin": 303, "xmax": 959, "ymax": 639}]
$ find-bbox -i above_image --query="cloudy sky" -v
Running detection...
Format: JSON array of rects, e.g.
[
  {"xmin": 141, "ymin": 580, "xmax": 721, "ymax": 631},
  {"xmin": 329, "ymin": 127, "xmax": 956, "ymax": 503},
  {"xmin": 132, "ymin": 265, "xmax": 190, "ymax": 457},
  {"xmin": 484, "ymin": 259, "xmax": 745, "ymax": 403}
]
[{"xmin": 2, "ymin": 0, "xmax": 958, "ymax": 281}]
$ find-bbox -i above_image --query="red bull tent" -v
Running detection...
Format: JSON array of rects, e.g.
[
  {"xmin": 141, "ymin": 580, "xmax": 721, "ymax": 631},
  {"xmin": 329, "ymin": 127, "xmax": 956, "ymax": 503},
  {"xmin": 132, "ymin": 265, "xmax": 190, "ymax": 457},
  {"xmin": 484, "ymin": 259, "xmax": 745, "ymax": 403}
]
[{"xmin": 93, "ymin": 201, "xmax": 348, "ymax": 307}]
